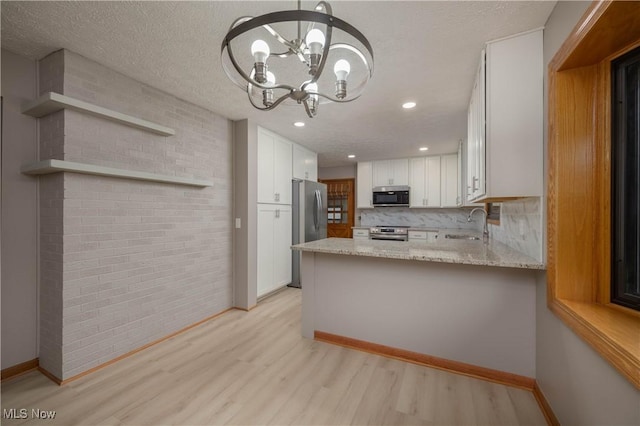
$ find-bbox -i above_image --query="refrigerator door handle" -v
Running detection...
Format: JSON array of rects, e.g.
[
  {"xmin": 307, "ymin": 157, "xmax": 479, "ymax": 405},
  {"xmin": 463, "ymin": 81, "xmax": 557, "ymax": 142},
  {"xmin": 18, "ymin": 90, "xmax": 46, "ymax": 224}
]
[{"xmin": 313, "ymin": 189, "xmax": 320, "ymax": 231}]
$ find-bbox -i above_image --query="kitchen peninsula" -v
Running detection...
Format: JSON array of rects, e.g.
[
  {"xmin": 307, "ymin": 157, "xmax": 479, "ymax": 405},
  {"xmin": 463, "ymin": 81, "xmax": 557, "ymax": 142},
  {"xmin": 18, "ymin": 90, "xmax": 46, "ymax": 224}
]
[{"xmin": 293, "ymin": 237, "xmax": 544, "ymax": 385}]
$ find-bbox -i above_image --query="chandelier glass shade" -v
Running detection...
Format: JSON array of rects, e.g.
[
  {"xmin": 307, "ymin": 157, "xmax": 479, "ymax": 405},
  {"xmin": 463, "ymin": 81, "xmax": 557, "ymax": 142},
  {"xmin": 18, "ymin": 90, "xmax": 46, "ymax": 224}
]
[{"xmin": 221, "ymin": 1, "xmax": 374, "ymax": 118}]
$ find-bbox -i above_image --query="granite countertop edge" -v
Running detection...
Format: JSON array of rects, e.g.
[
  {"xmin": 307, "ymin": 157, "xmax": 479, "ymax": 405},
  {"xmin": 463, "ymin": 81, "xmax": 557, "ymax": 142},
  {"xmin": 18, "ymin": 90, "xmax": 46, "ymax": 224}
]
[{"xmin": 292, "ymin": 238, "xmax": 546, "ymax": 271}]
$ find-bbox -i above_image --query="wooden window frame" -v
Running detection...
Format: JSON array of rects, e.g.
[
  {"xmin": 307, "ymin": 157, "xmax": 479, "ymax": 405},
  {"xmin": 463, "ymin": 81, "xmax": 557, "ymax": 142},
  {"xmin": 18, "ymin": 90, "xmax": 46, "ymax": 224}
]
[{"xmin": 548, "ymin": 1, "xmax": 640, "ymax": 389}]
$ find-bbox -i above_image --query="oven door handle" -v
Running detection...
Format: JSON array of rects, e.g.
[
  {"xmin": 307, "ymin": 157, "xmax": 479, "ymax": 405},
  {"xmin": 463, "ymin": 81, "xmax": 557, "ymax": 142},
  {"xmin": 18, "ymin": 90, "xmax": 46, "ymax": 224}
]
[{"xmin": 370, "ymin": 235, "xmax": 407, "ymax": 241}]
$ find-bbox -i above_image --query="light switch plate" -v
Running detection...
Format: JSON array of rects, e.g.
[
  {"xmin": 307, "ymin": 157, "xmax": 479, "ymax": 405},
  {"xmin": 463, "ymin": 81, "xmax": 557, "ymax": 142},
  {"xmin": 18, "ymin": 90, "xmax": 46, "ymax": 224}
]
[{"xmin": 235, "ymin": 218, "xmax": 241, "ymax": 229}]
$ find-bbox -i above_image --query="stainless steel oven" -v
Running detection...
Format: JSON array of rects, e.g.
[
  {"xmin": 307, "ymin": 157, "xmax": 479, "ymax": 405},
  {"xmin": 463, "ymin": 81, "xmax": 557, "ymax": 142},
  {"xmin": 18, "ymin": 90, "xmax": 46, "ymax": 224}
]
[
  {"xmin": 369, "ymin": 226, "xmax": 409, "ymax": 241},
  {"xmin": 372, "ymin": 186, "xmax": 410, "ymax": 207}
]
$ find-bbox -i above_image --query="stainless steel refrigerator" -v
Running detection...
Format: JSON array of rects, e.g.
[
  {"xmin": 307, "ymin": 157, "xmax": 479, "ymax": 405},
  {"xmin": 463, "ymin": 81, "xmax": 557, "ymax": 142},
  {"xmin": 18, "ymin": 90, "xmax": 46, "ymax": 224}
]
[{"xmin": 290, "ymin": 179, "xmax": 327, "ymax": 288}]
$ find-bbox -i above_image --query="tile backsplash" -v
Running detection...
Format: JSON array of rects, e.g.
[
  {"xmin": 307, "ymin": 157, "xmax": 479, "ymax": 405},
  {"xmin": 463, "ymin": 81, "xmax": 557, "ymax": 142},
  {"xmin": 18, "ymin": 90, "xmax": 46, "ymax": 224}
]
[
  {"xmin": 360, "ymin": 207, "xmax": 482, "ymax": 231},
  {"xmin": 359, "ymin": 198, "xmax": 543, "ymax": 263},
  {"xmin": 488, "ymin": 198, "xmax": 542, "ymax": 261}
]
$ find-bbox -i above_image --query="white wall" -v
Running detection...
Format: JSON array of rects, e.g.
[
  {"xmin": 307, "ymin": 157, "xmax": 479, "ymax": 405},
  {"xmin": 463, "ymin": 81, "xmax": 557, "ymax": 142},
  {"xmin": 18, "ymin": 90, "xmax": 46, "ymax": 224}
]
[
  {"xmin": 318, "ymin": 165, "xmax": 356, "ymax": 180},
  {"xmin": 232, "ymin": 119, "xmax": 258, "ymax": 310},
  {"xmin": 1, "ymin": 49, "xmax": 39, "ymax": 369},
  {"xmin": 537, "ymin": 2, "xmax": 640, "ymax": 424}
]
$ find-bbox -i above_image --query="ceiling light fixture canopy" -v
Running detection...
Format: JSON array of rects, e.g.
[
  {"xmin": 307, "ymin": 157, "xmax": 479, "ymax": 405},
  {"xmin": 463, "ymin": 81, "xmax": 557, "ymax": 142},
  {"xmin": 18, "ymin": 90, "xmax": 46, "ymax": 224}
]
[{"xmin": 221, "ymin": 0, "xmax": 374, "ymax": 118}]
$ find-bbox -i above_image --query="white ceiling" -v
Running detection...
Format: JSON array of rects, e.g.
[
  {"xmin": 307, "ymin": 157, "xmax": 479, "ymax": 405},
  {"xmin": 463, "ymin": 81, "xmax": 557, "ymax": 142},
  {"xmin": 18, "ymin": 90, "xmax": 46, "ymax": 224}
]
[{"xmin": 1, "ymin": 1, "xmax": 556, "ymax": 167}]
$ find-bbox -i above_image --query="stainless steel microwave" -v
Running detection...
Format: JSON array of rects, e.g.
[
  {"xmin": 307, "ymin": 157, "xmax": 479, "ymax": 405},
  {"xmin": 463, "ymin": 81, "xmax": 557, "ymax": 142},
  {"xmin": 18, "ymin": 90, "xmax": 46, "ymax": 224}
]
[{"xmin": 372, "ymin": 186, "xmax": 410, "ymax": 207}]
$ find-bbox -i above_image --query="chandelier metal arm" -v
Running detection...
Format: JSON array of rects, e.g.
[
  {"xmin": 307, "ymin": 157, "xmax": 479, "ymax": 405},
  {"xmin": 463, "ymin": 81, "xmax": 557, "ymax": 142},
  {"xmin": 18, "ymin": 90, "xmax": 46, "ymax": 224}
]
[
  {"xmin": 315, "ymin": 1, "xmax": 333, "ymax": 15},
  {"xmin": 262, "ymin": 23, "xmax": 301, "ymax": 53},
  {"xmin": 248, "ymin": 89, "xmax": 296, "ymax": 111},
  {"xmin": 222, "ymin": 10, "xmax": 374, "ymax": 66},
  {"xmin": 302, "ymin": 99, "xmax": 314, "ymax": 118}
]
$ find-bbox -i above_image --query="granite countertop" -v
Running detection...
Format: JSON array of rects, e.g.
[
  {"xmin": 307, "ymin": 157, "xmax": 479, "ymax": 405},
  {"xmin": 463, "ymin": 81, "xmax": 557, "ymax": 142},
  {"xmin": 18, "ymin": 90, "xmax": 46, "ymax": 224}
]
[{"xmin": 292, "ymin": 237, "xmax": 545, "ymax": 270}]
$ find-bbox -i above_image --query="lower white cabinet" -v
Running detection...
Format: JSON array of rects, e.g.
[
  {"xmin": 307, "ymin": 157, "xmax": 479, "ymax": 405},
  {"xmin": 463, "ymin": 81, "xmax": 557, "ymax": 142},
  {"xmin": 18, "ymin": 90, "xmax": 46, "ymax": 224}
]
[
  {"xmin": 257, "ymin": 204, "xmax": 292, "ymax": 297},
  {"xmin": 408, "ymin": 230, "xmax": 438, "ymax": 243},
  {"xmin": 353, "ymin": 228, "xmax": 370, "ymax": 240}
]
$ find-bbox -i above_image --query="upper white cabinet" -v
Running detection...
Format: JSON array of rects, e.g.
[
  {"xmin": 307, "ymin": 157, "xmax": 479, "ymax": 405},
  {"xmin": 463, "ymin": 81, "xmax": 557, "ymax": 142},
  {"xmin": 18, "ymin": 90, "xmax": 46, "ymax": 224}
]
[
  {"xmin": 409, "ymin": 157, "xmax": 441, "ymax": 207},
  {"xmin": 372, "ymin": 159, "xmax": 409, "ymax": 187},
  {"xmin": 441, "ymin": 153, "xmax": 461, "ymax": 207},
  {"xmin": 258, "ymin": 127, "xmax": 292, "ymax": 205},
  {"xmin": 356, "ymin": 161, "xmax": 373, "ymax": 209},
  {"xmin": 292, "ymin": 144, "xmax": 318, "ymax": 182},
  {"xmin": 409, "ymin": 153, "xmax": 461, "ymax": 208},
  {"xmin": 467, "ymin": 54, "xmax": 486, "ymax": 201},
  {"xmin": 467, "ymin": 28, "xmax": 543, "ymax": 202}
]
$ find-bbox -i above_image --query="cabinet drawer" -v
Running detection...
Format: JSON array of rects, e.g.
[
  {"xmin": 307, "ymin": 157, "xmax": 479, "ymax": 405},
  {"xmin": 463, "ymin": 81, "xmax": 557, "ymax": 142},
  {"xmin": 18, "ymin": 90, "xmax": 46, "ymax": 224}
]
[
  {"xmin": 408, "ymin": 231, "xmax": 428, "ymax": 240},
  {"xmin": 353, "ymin": 229, "xmax": 370, "ymax": 238},
  {"xmin": 408, "ymin": 230, "xmax": 438, "ymax": 242}
]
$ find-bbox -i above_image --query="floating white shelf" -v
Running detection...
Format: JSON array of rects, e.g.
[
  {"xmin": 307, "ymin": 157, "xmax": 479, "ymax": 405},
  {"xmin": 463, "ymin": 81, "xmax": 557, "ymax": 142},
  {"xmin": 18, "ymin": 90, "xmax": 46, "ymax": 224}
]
[
  {"xmin": 21, "ymin": 160, "xmax": 212, "ymax": 187},
  {"xmin": 22, "ymin": 92, "xmax": 175, "ymax": 136}
]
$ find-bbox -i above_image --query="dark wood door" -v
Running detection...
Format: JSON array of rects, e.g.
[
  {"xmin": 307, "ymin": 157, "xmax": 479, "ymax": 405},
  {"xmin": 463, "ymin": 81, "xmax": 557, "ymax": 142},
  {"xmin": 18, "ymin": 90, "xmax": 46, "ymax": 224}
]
[{"xmin": 319, "ymin": 178, "xmax": 355, "ymax": 238}]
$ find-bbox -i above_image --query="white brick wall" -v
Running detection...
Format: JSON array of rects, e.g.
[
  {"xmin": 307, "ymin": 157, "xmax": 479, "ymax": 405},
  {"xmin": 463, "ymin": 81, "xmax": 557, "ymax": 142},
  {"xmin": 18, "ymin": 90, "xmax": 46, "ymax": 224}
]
[
  {"xmin": 38, "ymin": 49, "xmax": 233, "ymax": 380},
  {"xmin": 39, "ymin": 174, "xmax": 64, "ymax": 379}
]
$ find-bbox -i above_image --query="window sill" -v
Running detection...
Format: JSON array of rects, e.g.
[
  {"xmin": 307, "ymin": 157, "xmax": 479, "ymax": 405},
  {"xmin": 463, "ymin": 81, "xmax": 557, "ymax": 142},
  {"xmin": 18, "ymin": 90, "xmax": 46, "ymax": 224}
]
[{"xmin": 549, "ymin": 298, "xmax": 640, "ymax": 389}]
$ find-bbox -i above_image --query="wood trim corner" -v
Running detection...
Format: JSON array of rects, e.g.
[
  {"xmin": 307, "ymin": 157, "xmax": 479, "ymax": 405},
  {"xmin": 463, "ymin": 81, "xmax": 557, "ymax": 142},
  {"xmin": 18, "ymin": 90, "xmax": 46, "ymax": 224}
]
[
  {"xmin": 1, "ymin": 358, "xmax": 39, "ymax": 382},
  {"xmin": 533, "ymin": 381, "xmax": 561, "ymax": 426},
  {"xmin": 314, "ymin": 330, "xmax": 535, "ymax": 391},
  {"xmin": 37, "ymin": 366, "xmax": 62, "ymax": 385}
]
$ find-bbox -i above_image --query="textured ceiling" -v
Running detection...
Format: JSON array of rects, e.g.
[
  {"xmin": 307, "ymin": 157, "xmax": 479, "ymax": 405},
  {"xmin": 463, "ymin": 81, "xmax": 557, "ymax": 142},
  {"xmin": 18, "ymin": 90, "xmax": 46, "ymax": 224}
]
[{"xmin": 1, "ymin": 1, "xmax": 556, "ymax": 167}]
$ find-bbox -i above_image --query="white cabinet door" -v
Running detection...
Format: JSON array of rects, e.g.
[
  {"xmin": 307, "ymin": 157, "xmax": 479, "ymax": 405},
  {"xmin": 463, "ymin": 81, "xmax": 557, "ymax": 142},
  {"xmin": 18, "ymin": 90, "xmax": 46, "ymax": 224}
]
[
  {"xmin": 441, "ymin": 154, "xmax": 459, "ymax": 207},
  {"xmin": 485, "ymin": 29, "xmax": 542, "ymax": 199},
  {"xmin": 305, "ymin": 149, "xmax": 318, "ymax": 182},
  {"xmin": 258, "ymin": 127, "xmax": 293, "ymax": 205},
  {"xmin": 357, "ymin": 161, "xmax": 373, "ymax": 208},
  {"xmin": 273, "ymin": 136, "xmax": 292, "ymax": 204},
  {"xmin": 273, "ymin": 206, "xmax": 292, "ymax": 288},
  {"xmin": 372, "ymin": 160, "xmax": 391, "ymax": 187},
  {"xmin": 409, "ymin": 158, "xmax": 426, "ymax": 207},
  {"xmin": 292, "ymin": 144, "xmax": 318, "ymax": 181},
  {"xmin": 292, "ymin": 144, "xmax": 306, "ymax": 181},
  {"xmin": 373, "ymin": 159, "xmax": 409, "ymax": 187},
  {"xmin": 257, "ymin": 128, "xmax": 276, "ymax": 204},
  {"xmin": 257, "ymin": 205, "xmax": 276, "ymax": 297},
  {"xmin": 467, "ymin": 53, "xmax": 486, "ymax": 202},
  {"xmin": 410, "ymin": 156, "xmax": 441, "ymax": 208},
  {"xmin": 391, "ymin": 159, "xmax": 409, "ymax": 186},
  {"xmin": 257, "ymin": 204, "xmax": 292, "ymax": 297},
  {"xmin": 425, "ymin": 156, "xmax": 441, "ymax": 207}
]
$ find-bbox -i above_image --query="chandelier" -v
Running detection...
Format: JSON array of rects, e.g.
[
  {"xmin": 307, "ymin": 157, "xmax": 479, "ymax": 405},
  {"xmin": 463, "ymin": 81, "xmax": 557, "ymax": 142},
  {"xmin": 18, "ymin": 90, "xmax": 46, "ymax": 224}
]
[{"xmin": 221, "ymin": 1, "xmax": 374, "ymax": 118}]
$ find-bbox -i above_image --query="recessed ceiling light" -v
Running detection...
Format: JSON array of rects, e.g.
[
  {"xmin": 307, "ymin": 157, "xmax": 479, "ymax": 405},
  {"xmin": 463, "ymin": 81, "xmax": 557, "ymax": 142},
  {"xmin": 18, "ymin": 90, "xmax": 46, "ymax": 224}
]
[
  {"xmin": 402, "ymin": 102, "xmax": 417, "ymax": 109},
  {"xmin": 419, "ymin": 147, "xmax": 429, "ymax": 151},
  {"xmin": 294, "ymin": 122, "xmax": 305, "ymax": 127},
  {"xmin": 347, "ymin": 154, "xmax": 356, "ymax": 159}
]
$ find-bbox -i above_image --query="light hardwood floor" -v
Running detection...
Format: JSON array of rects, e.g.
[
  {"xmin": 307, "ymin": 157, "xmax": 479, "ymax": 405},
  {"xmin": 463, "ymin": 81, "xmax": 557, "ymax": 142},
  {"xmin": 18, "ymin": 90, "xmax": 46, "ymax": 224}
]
[{"xmin": 1, "ymin": 288, "xmax": 547, "ymax": 425}]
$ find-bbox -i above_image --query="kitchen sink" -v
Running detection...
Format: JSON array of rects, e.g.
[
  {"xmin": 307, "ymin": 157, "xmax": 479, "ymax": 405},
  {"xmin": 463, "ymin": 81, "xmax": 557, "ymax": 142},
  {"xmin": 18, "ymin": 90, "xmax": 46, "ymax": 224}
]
[{"xmin": 444, "ymin": 234, "xmax": 480, "ymax": 240}]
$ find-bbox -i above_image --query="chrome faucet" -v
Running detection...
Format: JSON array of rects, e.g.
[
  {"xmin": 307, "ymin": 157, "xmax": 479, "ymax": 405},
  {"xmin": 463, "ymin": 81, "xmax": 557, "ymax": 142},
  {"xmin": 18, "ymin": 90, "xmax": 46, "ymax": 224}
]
[{"xmin": 468, "ymin": 207, "xmax": 489, "ymax": 243}]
